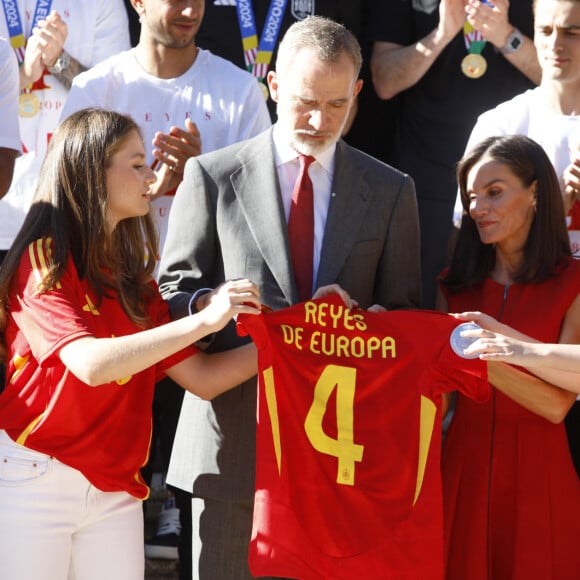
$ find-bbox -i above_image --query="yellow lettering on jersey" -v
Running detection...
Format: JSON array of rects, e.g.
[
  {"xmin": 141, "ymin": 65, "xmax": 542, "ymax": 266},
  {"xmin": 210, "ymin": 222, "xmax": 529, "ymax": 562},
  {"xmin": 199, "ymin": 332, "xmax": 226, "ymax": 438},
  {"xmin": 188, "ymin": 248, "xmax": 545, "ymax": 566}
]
[
  {"xmin": 263, "ymin": 366, "xmax": 282, "ymax": 475},
  {"xmin": 82, "ymin": 294, "xmax": 100, "ymax": 316},
  {"xmin": 413, "ymin": 395, "xmax": 436, "ymax": 505},
  {"xmin": 304, "ymin": 364, "xmax": 364, "ymax": 486},
  {"xmin": 9, "ymin": 353, "xmax": 30, "ymax": 383}
]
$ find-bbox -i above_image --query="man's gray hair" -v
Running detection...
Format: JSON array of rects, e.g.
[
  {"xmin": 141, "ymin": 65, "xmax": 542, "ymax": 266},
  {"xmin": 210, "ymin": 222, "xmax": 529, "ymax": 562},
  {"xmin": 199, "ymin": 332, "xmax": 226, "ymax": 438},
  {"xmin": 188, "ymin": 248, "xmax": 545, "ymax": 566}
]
[{"xmin": 276, "ymin": 16, "xmax": 362, "ymax": 77}]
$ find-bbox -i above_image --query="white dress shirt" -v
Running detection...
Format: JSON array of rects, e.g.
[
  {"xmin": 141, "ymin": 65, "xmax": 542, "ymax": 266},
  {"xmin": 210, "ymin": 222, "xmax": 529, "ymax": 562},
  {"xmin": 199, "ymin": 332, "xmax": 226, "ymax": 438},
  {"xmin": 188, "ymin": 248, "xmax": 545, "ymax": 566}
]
[{"xmin": 272, "ymin": 124, "xmax": 336, "ymax": 293}]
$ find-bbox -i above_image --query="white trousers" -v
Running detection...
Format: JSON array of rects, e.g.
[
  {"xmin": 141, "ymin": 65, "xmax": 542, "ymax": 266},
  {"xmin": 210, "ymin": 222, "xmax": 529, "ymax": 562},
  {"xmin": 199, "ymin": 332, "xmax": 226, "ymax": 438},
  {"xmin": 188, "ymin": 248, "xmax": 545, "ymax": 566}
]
[{"xmin": 0, "ymin": 430, "xmax": 144, "ymax": 580}]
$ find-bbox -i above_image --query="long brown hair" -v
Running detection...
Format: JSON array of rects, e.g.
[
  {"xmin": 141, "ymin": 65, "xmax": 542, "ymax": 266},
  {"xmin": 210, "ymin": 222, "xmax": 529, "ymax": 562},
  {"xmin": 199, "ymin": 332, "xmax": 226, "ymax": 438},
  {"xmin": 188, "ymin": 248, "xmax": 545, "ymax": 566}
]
[
  {"xmin": 441, "ymin": 135, "xmax": 571, "ymax": 293},
  {"xmin": 0, "ymin": 109, "xmax": 158, "ymax": 362}
]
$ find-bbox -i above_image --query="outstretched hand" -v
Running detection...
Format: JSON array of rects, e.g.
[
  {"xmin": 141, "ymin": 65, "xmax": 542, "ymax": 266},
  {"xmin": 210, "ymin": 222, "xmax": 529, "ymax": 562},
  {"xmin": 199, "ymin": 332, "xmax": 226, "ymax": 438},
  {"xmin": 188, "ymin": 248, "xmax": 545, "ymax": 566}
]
[
  {"xmin": 197, "ymin": 279, "xmax": 261, "ymax": 331},
  {"xmin": 453, "ymin": 310, "xmax": 506, "ymax": 333},
  {"xmin": 454, "ymin": 310, "xmax": 542, "ymax": 362},
  {"xmin": 460, "ymin": 329, "xmax": 536, "ymax": 363}
]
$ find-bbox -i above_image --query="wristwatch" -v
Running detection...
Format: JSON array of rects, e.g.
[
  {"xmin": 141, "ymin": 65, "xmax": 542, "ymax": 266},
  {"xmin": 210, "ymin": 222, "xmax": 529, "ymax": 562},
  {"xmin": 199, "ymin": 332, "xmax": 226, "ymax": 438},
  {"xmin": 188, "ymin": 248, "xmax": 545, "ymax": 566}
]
[
  {"xmin": 48, "ymin": 50, "xmax": 71, "ymax": 74},
  {"xmin": 500, "ymin": 28, "xmax": 524, "ymax": 54}
]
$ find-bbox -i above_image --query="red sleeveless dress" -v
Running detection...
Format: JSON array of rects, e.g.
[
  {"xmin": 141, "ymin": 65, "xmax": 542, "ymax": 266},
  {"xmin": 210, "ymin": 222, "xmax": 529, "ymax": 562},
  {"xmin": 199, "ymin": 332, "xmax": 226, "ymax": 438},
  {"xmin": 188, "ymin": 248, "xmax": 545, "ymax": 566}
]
[{"xmin": 442, "ymin": 257, "xmax": 580, "ymax": 580}]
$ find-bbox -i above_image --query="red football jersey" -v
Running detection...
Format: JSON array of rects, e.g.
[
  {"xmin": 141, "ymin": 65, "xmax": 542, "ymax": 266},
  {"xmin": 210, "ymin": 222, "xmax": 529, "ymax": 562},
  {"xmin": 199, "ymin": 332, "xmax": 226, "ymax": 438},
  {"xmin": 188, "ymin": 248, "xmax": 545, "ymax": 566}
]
[
  {"xmin": 237, "ymin": 296, "xmax": 488, "ymax": 579},
  {"xmin": 0, "ymin": 238, "xmax": 196, "ymax": 499}
]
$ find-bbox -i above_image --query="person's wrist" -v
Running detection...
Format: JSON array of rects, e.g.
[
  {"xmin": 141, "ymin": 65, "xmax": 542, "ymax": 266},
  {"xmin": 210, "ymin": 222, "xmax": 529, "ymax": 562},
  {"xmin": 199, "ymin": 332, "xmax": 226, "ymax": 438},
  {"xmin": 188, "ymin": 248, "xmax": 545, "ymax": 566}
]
[
  {"xmin": 47, "ymin": 50, "xmax": 70, "ymax": 74},
  {"xmin": 500, "ymin": 28, "xmax": 524, "ymax": 55},
  {"xmin": 187, "ymin": 288, "xmax": 213, "ymax": 314},
  {"xmin": 195, "ymin": 292, "xmax": 210, "ymax": 312},
  {"xmin": 434, "ymin": 24, "xmax": 456, "ymax": 47}
]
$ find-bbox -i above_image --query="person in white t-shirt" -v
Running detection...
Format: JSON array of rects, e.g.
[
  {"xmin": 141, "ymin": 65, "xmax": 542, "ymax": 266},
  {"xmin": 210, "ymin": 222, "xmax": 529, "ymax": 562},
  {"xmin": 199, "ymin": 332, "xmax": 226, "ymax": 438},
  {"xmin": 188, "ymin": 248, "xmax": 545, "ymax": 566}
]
[
  {"xmin": 0, "ymin": 37, "xmax": 20, "ymax": 202},
  {"xmin": 453, "ymin": 0, "xmax": 580, "ymax": 230},
  {"xmin": 0, "ymin": 1, "xmax": 131, "ymax": 261},
  {"xmin": 60, "ymin": 1, "xmax": 271, "ymax": 573},
  {"xmin": 61, "ymin": 0, "xmax": 271, "ymax": 260}
]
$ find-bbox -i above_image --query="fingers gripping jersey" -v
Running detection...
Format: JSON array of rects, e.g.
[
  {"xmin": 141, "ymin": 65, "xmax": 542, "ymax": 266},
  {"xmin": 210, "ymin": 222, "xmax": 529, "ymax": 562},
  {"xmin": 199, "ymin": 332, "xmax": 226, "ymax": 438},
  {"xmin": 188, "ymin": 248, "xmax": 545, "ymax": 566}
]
[{"xmin": 237, "ymin": 297, "xmax": 488, "ymax": 580}]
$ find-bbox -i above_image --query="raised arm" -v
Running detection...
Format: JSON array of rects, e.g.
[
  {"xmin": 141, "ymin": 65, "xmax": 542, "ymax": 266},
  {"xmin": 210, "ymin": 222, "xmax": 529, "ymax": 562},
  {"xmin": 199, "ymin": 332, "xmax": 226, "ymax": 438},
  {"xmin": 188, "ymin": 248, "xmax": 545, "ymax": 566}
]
[
  {"xmin": 58, "ymin": 279, "xmax": 260, "ymax": 391},
  {"xmin": 454, "ymin": 296, "xmax": 580, "ymax": 419},
  {"xmin": 466, "ymin": 0, "xmax": 541, "ymax": 84},
  {"xmin": 371, "ymin": 0, "xmax": 540, "ymax": 101},
  {"xmin": 458, "ymin": 299, "xmax": 580, "ymax": 394},
  {"xmin": 370, "ymin": 0, "xmax": 467, "ymax": 100}
]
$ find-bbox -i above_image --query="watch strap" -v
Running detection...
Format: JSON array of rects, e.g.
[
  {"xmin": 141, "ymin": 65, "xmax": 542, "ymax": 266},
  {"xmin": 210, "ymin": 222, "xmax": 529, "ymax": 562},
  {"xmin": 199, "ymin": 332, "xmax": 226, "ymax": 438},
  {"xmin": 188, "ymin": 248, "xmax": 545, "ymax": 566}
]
[
  {"xmin": 48, "ymin": 50, "xmax": 71, "ymax": 74},
  {"xmin": 500, "ymin": 28, "xmax": 524, "ymax": 55}
]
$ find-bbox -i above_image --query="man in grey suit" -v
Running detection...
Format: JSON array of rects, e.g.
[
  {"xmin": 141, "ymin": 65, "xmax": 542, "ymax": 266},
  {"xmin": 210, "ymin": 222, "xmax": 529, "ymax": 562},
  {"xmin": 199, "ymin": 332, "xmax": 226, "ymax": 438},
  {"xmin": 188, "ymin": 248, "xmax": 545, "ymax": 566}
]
[{"xmin": 158, "ymin": 16, "xmax": 421, "ymax": 580}]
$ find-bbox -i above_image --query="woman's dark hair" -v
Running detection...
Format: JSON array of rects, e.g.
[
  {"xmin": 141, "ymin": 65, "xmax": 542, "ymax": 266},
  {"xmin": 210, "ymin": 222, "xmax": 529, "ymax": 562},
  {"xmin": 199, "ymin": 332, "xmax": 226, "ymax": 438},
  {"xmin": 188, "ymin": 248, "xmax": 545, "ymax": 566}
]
[
  {"xmin": 441, "ymin": 134, "xmax": 571, "ymax": 293},
  {"xmin": 0, "ymin": 108, "xmax": 158, "ymax": 363}
]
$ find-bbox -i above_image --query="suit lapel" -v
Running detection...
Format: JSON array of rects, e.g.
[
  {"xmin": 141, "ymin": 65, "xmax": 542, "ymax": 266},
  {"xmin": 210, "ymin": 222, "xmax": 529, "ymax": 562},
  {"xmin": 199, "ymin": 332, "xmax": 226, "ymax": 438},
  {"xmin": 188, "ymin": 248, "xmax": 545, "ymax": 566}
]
[
  {"xmin": 316, "ymin": 141, "xmax": 371, "ymax": 288},
  {"xmin": 231, "ymin": 130, "xmax": 297, "ymax": 304}
]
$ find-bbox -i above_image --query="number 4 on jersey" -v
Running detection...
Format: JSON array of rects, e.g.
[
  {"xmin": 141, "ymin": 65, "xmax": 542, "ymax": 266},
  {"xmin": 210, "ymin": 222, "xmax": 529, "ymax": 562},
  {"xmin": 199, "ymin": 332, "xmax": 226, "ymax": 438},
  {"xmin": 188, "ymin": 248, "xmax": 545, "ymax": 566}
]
[
  {"xmin": 263, "ymin": 363, "xmax": 365, "ymax": 486},
  {"xmin": 304, "ymin": 364, "xmax": 364, "ymax": 486}
]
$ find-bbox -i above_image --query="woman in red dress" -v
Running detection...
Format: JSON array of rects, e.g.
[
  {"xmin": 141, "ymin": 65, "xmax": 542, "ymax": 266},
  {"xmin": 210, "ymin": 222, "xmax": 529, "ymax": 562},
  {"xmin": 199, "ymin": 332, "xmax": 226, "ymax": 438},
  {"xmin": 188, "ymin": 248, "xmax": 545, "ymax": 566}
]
[{"xmin": 438, "ymin": 135, "xmax": 580, "ymax": 580}]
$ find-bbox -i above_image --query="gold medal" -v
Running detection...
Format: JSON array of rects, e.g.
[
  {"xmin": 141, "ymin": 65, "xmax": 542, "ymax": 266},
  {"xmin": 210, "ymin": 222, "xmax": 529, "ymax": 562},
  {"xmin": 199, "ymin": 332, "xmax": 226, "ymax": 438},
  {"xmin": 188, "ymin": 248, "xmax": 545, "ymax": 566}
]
[
  {"xmin": 258, "ymin": 80, "xmax": 269, "ymax": 101},
  {"xmin": 461, "ymin": 53, "xmax": 487, "ymax": 79},
  {"xmin": 19, "ymin": 92, "xmax": 40, "ymax": 118}
]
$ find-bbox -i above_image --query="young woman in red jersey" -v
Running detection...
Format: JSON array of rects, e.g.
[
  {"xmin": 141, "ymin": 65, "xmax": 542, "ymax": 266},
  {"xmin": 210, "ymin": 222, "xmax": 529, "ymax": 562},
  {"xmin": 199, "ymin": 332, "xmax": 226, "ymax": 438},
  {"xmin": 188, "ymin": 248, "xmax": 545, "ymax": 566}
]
[
  {"xmin": 438, "ymin": 135, "xmax": 580, "ymax": 580},
  {"xmin": 0, "ymin": 108, "xmax": 261, "ymax": 580}
]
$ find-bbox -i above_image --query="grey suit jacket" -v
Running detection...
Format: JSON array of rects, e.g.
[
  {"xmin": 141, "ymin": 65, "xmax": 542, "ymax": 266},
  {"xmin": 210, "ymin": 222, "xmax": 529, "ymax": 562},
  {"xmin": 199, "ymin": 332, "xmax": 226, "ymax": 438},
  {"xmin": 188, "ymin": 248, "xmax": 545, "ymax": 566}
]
[{"xmin": 158, "ymin": 127, "xmax": 421, "ymax": 500}]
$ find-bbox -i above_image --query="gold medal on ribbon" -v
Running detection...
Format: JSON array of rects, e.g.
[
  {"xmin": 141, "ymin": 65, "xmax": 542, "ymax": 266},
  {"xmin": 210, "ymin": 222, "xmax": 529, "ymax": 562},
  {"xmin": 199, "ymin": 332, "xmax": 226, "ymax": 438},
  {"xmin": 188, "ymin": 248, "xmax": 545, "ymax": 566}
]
[
  {"xmin": 258, "ymin": 80, "xmax": 269, "ymax": 101},
  {"xmin": 461, "ymin": 53, "xmax": 487, "ymax": 79},
  {"xmin": 19, "ymin": 91, "xmax": 40, "ymax": 118},
  {"xmin": 462, "ymin": 21, "xmax": 487, "ymax": 79}
]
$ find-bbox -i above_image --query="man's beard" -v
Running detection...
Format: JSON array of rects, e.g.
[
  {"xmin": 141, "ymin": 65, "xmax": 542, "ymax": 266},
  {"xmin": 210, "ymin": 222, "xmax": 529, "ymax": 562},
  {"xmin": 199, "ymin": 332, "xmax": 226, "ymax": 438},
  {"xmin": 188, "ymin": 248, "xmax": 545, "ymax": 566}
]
[{"xmin": 290, "ymin": 129, "xmax": 341, "ymax": 156}]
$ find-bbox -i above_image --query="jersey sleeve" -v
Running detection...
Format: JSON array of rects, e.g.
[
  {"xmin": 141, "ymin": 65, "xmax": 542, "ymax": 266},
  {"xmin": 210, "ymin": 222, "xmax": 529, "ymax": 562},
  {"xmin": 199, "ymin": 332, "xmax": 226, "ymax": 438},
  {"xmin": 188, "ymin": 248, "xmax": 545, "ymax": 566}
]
[
  {"xmin": 421, "ymin": 315, "xmax": 489, "ymax": 403},
  {"xmin": 236, "ymin": 312, "xmax": 268, "ymax": 351},
  {"xmin": 10, "ymin": 239, "xmax": 95, "ymax": 367}
]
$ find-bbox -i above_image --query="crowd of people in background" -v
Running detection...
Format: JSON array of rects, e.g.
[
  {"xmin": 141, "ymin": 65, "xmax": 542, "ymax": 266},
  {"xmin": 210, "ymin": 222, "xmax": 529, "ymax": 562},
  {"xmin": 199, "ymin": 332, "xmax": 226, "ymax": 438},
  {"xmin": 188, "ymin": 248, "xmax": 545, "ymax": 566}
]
[{"xmin": 1, "ymin": 1, "xmax": 579, "ymax": 579}]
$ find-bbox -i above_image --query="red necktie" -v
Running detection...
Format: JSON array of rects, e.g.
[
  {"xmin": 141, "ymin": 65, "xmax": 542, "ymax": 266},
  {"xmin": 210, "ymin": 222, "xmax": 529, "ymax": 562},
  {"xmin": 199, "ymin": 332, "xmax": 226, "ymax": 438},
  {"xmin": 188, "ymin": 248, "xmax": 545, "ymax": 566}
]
[{"xmin": 288, "ymin": 154, "xmax": 315, "ymax": 301}]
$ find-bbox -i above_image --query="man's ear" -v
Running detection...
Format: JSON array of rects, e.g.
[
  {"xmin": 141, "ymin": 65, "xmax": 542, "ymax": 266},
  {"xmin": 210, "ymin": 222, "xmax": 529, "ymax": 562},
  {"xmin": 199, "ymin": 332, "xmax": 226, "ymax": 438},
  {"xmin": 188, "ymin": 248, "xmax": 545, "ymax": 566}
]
[
  {"xmin": 131, "ymin": 0, "xmax": 145, "ymax": 16},
  {"xmin": 267, "ymin": 70, "xmax": 279, "ymax": 103}
]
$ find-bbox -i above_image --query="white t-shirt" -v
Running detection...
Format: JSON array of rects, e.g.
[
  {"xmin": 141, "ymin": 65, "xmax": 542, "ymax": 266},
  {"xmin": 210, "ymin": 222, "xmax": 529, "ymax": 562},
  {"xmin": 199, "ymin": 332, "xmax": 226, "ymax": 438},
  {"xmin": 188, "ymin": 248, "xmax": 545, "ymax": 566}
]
[
  {"xmin": 0, "ymin": 0, "xmax": 131, "ymax": 250},
  {"xmin": 453, "ymin": 88, "xmax": 580, "ymax": 227},
  {"xmin": 61, "ymin": 48, "xmax": 272, "ymax": 256},
  {"xmin": 0, "ymin": 37, "xmax": 20, "ymax": 154}
]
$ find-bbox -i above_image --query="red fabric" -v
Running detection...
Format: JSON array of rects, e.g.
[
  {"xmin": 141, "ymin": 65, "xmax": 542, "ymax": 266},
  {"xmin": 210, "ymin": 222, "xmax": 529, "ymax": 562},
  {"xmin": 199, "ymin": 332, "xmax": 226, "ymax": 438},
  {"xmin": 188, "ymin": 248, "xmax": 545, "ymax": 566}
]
[
  {"xmin": 0, "ymin": 237, "xmax": 197, "ymax": 499},
  {"xmin": 287, "ymin": 155, "xmax": 315, "ymax": 301},
  {"xmin": 237, "ymin": 296, "xmax": 488, "ymax": 579},
  {"xmin": 442, "ymin": 257, "xmax": 580, "ymax": 580}
]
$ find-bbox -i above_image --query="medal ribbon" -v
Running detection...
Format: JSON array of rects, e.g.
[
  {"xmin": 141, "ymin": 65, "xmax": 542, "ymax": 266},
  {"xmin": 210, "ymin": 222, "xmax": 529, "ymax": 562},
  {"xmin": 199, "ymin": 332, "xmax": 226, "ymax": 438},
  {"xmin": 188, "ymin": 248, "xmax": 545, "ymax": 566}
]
[
  {"xmin": 463, "ymin": 22, "xmax": 486, "ymax": 56},
  {"xmin": 236, "ymin": 0, "xmax": 289, "ymax": 82},
  {"xmin": 1, "ymin": 0, "xmax": 53, "ymax": 64}
]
